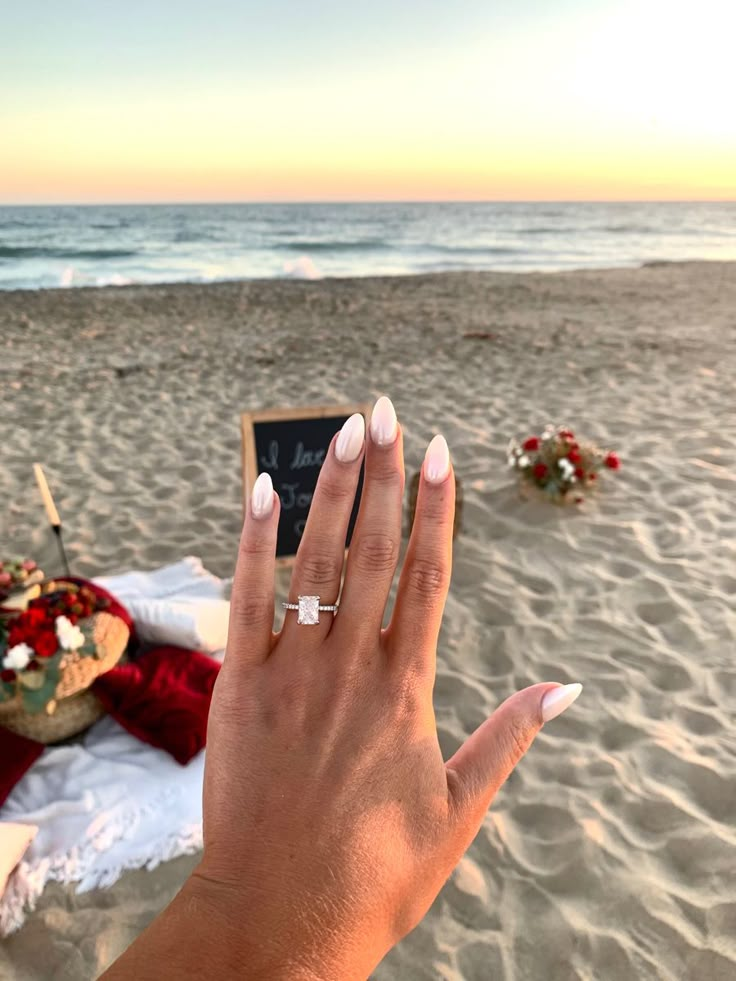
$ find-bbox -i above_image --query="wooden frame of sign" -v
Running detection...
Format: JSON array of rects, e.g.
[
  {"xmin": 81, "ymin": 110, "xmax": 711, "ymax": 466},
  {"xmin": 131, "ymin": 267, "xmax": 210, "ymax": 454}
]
[{"xmin": 241, "ymin": 402, "xmax": 372, "ymax": 566}]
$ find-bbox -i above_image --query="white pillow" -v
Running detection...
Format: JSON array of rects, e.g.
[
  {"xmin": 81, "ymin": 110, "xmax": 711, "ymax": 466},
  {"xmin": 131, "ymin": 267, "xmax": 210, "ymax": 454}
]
[
  {"xmin": 0, "ymin": 823, "xmax": 37, "ymax": 899},
  {"xmin": 126, "ymin": 598, "xmax": 229, "ymax": 654}
]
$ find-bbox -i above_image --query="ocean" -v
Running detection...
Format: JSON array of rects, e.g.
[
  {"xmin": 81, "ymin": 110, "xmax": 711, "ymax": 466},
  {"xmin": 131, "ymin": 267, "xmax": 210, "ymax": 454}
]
[{"xmin": 0, "ymin": 201, "xmax": 734, "ymax": 291}]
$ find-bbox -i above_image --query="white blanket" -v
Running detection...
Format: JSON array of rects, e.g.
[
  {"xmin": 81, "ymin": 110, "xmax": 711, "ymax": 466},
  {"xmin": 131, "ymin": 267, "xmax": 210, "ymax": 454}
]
[{"xmin": 0, "ymin": 557, "xmax": 229, "ymax": 936}]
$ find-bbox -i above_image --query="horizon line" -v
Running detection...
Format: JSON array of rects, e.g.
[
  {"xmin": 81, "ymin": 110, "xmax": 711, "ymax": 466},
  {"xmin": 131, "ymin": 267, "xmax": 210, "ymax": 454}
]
[{"xmin": 1, "ymin": 198, "xmax": 735, "ymax": 208}]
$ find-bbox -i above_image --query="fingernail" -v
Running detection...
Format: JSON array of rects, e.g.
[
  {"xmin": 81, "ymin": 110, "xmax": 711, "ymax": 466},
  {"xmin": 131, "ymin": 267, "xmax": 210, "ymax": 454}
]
[
  {"xmin": 251, "ymin": 472, "xmax": 274, "ymax": 519},
  {"xmin": 335, "ymin": 413, "xmax": 365, "ymax": 463},
  {"xmin": 541, "ymin": 683, "xmax": 583, "ymax": 723},
  {"xmin": 424, "ymin": 434, "xmax": 450, "ymax": 484},
  {"xmin": 370, "ymin": 396, "xmax": 398, "ymax": 446}
]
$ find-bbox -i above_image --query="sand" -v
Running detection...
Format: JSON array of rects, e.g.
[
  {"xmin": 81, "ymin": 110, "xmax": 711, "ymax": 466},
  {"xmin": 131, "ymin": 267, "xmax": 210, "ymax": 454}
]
[{"xmin": 1, "ymin": 262, "xmax": 735, "ymax": 979}]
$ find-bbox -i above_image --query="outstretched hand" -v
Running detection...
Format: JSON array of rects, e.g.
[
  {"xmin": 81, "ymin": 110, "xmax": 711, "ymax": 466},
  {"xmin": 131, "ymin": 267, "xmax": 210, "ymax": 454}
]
[{"xmin": 104, "ymin": 396, "xmax": 581, "ymax": 980}]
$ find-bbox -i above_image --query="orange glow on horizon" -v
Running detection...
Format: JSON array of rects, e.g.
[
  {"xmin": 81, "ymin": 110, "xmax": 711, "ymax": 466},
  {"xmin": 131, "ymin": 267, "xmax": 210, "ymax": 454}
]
[{"xmin": 2, "ymin": 0, "xmax": 734, "ymax": 204}]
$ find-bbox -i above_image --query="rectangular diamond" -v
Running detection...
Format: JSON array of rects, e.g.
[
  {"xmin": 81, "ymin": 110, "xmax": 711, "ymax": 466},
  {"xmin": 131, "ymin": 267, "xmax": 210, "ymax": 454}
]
[{"xmin": 297, "ymin": 595, "xmax": 320, "ymax": 625}]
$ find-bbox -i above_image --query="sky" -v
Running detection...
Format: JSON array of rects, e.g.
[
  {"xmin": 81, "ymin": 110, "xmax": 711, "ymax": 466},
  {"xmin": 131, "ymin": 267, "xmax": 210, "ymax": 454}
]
[{"xmin": 1, "ymin": 0, "xmax": 734, "ymax": 203}]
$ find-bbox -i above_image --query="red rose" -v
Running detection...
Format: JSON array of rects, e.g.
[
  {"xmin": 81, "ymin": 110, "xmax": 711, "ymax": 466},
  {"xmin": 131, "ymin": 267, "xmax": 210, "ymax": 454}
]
[
  {"xmin": 8, "ymin": 623, "xmax": 30, "ymax": 647},
  {"xmin": 1, "ymin": 668, "xmax": 16, "ymax": 683},
  {"xmin": 25, "ymin": 607, "xmax": 48, "ymax": 630},
  {"xmin": 34, "ymin": 631, "xmax": 58, "ymax": 658},
  {"xmin": 574, "ymin": 467, "xmax": 585, "ymax": 480},
  {"xmin": 533, "ymin": 463, "xmax": 548, "ymax": 480},
  {"xmin": 605, "ymin": 452, "xmax": 620, "ymax": 470},
  {"xmin": 559, "ymin": 429, "xmax": 575, "ymax": 439},
  {"xmin": 568, "ymin": 448, "xmax": 582, "ymax": 464},
  {"xmin": 522, "ymin": 436, "xmax": 540, "ymax": 452}
]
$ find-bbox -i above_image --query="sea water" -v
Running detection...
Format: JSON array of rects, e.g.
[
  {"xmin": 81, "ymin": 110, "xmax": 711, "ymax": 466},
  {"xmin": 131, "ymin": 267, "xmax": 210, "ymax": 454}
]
[{"xmin": 0, "ymin": 201, "xmax": 734, "ymax": 290}]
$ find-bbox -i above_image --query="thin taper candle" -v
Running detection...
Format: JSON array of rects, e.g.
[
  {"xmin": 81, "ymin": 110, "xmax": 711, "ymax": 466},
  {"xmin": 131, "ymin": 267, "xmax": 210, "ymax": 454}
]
[{"xmin": 33, "ymin": 463, "xmax": 61, "ymax": 527}]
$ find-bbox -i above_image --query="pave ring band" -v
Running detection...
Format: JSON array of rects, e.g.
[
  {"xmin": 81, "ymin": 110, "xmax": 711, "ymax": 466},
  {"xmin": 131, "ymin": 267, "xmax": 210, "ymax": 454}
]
[{"xmin": 283, "ymin": 595, "xmax": 339, "ymax": 625}]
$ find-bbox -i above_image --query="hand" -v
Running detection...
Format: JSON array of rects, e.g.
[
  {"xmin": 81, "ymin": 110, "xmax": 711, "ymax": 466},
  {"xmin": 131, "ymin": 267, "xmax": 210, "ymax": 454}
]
[{"xmin": 104, "ymin": 396, "xmax": 582, "ymax": 980}]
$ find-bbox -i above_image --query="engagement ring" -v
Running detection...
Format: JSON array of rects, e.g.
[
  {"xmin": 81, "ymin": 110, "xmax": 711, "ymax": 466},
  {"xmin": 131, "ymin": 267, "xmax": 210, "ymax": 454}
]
[{"xmin": 282, "ymin": 596, "xmax": 339, "ymax": 625}]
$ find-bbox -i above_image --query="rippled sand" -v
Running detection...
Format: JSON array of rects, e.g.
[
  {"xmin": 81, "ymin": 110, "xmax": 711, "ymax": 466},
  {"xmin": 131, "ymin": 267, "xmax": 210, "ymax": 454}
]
[{"xmin": 1, "ymin": 263, "xmax": 735, "ymax": 979}]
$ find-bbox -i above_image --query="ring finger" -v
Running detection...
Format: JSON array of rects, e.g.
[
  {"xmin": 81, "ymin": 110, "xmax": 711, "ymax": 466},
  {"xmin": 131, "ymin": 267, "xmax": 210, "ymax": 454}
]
[{"xmin": 280, "ymin": 412, "xmax": 366, "ymax": 644}]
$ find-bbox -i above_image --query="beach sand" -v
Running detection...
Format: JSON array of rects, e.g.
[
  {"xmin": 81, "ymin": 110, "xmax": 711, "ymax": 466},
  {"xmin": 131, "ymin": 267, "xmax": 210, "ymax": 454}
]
[{"xmin": 1, "ymin": 262, "xmax": 735, "ymax": 979}]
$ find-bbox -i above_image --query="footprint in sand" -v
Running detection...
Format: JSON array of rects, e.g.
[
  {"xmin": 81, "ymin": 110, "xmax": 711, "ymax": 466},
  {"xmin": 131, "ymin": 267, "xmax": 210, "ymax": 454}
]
[
  {"xmin": 650, "ymin": 660, "xmax": 693, "ymax": 692},
  {"xmin": 636, "ymin": 599, "xmax": 680, "ymax": 626}
]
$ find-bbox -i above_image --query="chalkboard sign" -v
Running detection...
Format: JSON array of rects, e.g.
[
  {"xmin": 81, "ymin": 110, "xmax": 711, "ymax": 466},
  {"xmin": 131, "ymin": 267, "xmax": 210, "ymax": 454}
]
[{"xmin": 241, "ymin": 403, "xmax": 371, "ymax": 562}]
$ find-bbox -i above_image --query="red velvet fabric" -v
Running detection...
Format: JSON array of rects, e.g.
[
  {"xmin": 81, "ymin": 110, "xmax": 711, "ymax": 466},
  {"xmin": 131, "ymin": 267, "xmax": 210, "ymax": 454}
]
[
  {"xmin": 92, "ymin": 646, "xmax": 219, "ymax": 765},
  {"xmin": 0, "ymin": 726, "xmax": 45, "ymax": 807}
]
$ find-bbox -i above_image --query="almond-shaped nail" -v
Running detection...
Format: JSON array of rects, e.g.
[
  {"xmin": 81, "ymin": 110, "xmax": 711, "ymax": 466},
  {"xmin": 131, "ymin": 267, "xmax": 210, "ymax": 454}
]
[
  {"xmin": 541, "ymin": 683, "xmax": 583, "ymax": 723},
  {"xmin": 335, "ymin": 413, "xmax": 365, "ymax": 463},
  {"xmin": 424, "ymin": 434, "xmax": 450, "ymax": 484},
  {"xmin": 370, "ymin": 396, "xmax": 397, "ymax": 446},
  {"xmin": 251, "ymin": 472, "xmax": 274, "ymax": 519}
]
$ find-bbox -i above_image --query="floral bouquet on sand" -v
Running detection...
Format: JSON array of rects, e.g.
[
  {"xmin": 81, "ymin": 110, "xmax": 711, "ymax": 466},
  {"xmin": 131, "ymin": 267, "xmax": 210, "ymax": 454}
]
[
  {"xmin": 0, "ymin": 583, "xmax": 113, "ymax": 714},
  {"xmin": 508, "ymin": 425, "xmax": 620, "ymax": 504}
]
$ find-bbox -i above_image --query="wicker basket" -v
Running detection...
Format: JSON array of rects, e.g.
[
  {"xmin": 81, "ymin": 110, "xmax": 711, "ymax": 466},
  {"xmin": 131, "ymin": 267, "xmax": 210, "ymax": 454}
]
[
  {"xmin": 0, "ymin": 689, "xmax": 106, "ymax": 743},
  {"xmin": 0, "ymin": 610, "xmax": 129, "ymax": 743}
]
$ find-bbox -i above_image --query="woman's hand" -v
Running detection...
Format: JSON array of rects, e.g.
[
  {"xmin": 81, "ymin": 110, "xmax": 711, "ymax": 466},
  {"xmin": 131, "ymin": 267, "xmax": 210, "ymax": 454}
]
[{"xmin": 104, "ymin": 396, "xmax": 581, "ymax": 980}]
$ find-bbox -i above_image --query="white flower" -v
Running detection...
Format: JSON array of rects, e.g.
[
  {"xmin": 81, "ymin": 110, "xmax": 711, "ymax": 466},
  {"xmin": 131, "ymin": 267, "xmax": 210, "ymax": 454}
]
[
  {"xmin": 55, "ymin": 615, "xmax": 84, "ymax": 651},
  {"xmin": 507, "ymin": 455, "xmax": 516, "ymax": 468},
  {"xmin": 558, "ymin": 458, "xmax": 571, "ymax": 471},
  {"xmin": 3, "ymin": 643, "xmax": 33, "ymax": 671},
  {"xmin": 518, "ymin": 454, "xmax": 531, "ymax": 468}
]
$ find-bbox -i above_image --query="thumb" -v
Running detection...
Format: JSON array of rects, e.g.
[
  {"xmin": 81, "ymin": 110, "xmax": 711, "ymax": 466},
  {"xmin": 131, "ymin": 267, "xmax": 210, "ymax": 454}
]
[{"xmin": 445, "ymin": 682, "xmax": 582, "ymax": 821}]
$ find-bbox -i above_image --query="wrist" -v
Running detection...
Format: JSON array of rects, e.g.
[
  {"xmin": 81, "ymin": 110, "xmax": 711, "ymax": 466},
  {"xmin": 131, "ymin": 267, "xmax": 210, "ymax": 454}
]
[
  {"xmin": 182, "ymin": 866, "xmax": 383, "ymax": 981},
  {"xmin": 179, "ymin": 870, "xmax": 336, "ymax": 980}
]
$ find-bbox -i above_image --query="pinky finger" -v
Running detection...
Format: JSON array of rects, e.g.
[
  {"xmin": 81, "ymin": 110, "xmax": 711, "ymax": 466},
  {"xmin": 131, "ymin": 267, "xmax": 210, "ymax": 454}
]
[{"xmin": 227, "ymin": 472, "xmax": 280, "ymax": 669}]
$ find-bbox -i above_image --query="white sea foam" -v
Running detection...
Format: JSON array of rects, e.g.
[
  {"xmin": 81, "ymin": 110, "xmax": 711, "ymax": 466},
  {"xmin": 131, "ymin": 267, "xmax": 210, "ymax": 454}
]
[{"xmin": 283, "ymin": 255, "xmax": 322, "ymax": 279}]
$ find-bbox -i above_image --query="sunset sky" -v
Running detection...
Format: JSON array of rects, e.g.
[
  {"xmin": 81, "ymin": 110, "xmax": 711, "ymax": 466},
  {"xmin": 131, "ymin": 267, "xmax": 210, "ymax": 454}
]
[{"xmin": 2, "ymin": 0, "xmax": 734, "ymax": 203}]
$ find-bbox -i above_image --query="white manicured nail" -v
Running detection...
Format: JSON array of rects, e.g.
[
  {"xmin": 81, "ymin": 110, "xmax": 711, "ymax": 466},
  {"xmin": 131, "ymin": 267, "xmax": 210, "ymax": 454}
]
[
  {"xmin": 541, "ymin": 683, "xmax": 583, "ymax": 723},
  {"xmin": 251, "ymin": 472, "xmax": 274, "ymax": 519},
  {"xmin": 370, "ymin": 396, "xmax": 398, "ymax": 446},
  {"xmin": 335, "ymin": 413, "xmax": 365, "ymax": 463},
  {"xmin": 424, "ymin": 434, "xmax": 450, "ymax": 484}
]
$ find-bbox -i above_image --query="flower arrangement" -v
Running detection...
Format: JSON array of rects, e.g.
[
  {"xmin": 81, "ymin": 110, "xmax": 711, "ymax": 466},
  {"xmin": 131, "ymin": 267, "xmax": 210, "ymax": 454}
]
[
  {"xmin": 508, "ymin": 425, "xmax": 620, "ymax": 503},
  {"xmin": 0, "ymin": 557, "xmax": 43, "ymax": 603},
  {"xmin": 0, "ymin": 584, "xmax": 110, "ymax": 714}
]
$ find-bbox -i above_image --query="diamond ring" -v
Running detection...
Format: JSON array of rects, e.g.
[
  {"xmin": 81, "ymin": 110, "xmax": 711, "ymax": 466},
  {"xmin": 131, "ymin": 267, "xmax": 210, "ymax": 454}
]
[{"xmin": 282, "ymin": 595, "xmax": 339, "ymax": 625}]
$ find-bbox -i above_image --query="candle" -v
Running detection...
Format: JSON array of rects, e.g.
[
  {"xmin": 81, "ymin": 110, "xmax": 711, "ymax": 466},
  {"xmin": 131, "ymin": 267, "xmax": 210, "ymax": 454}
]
[{"xmin": 33, "ymin": 463, "xmax": 61, "ymax": 527}]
